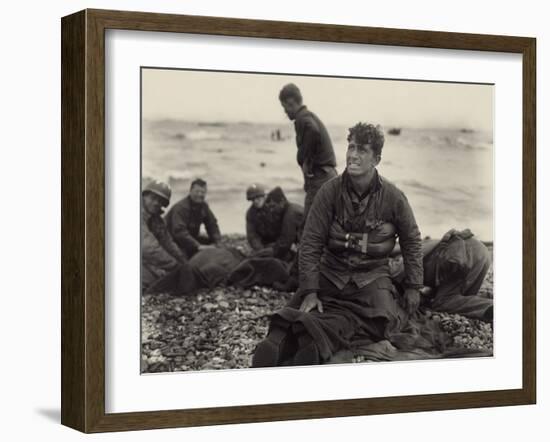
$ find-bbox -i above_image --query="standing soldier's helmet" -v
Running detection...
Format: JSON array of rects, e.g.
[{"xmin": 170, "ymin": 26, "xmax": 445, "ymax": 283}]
[
  {"xmin": 246, "ymin": 184, "xmax": 266, "ymax": 201},
  {"xmin": 143, "ymin": 179, "xmax": 172, "ymax": 207}
]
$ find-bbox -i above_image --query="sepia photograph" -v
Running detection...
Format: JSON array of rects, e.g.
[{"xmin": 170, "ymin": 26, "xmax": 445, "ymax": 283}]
[{"xmin": 140, "ymin": 68, "xmax": 494, "ymax": 373}]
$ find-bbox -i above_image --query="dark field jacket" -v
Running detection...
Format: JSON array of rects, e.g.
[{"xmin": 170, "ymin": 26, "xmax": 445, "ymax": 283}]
[
  {"xmin": 299, "ymin": 170, "xmax": 423, "ymax": 293},
  {"xmin": 294, "ymin": 106, "xmax": 336, "ymax": 177},
  {"xmin": 246, "ymin": 188, "xmax": 304, "ymax": 261},
  {"xmin": 142, "ymin": 208, "xmax": 186, "ymax": 276},
  {"xmin": 165, "ymin": 196, "xmax": 221, "ymax": 255}
]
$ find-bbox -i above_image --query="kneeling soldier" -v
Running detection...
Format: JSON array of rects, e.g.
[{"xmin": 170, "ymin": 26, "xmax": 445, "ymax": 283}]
[
  {"xmin": 245, "ymin": 185, "xmax": 304, "ymax": 263},
  {"xmin": 252, "ymin": 123, "xmax": 424, "ymax": 367}
]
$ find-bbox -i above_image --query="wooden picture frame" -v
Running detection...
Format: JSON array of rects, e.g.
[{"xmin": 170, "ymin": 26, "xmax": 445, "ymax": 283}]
[{"xmin": 61, "ymin": 8, "xmax": 536, "ymax": 433}]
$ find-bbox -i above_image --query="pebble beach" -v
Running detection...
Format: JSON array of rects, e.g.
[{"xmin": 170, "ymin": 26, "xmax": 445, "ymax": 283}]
[{"xmin": 141, "ymin": 235, "xmax": 493, "ymax": 373}]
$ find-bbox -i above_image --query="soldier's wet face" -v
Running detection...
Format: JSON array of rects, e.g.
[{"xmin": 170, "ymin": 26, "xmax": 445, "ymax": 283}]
[
  {"xmin": 142, "ymin": 192, "xmax": 165, "ymax": 215},
  {"xmin": 189, "ymin": 184, "xmax": 207, "ymax": 204},
  {"xmin": 252, "ymin": 195, "xmax": 266, "ymax": 209},
  {"xmin": 280, "ymin": 98, "xmax": 300, "ymax": 120},
  {"xmin": 346, "ymin": 136, "xmax": 380, "ymax": 177}
]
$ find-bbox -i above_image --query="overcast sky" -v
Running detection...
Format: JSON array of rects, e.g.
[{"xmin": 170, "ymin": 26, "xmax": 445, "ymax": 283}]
[{"xmin": 142, "ymin": 68, "xmax": 493, "ymax": 130}]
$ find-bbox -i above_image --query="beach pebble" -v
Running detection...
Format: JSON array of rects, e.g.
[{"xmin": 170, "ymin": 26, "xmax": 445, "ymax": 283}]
[{"xmin": 203, "ymin": 303, "xmax": 217, "ymax": 312}]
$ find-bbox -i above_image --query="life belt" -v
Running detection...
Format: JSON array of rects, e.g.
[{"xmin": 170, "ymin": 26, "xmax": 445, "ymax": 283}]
[{"xmin": 327, "ymin": 221, "xmax": 396, "ymax": 258}]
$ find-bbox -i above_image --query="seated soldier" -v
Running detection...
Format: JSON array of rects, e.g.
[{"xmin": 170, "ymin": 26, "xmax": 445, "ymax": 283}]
[
  {"xmin": 245, "ymin": 183, "xmax": 267, "ymax": 250},
  {"xmin": 245, "ymin": 185, "xmax": 304, "ymax": 263},
  {"xmin": 141, "ymin": 180, "xmax": 187, "ymax": 292},
  {"xmin": 391, "ymin": 229, "xmax": 493, "ymax": 321},
  {"xmin": 252, "ymin": 123, "xmax": 424, "ymax": 367},
  {"xmin": 165, "ymin": 178, "xmax": 222, "ymax": 258}
]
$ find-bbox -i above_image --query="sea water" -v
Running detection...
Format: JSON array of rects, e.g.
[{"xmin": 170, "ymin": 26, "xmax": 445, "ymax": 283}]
[{"xmin": 142, "ymin": 120, "xmax": 493, "ymax": 242}]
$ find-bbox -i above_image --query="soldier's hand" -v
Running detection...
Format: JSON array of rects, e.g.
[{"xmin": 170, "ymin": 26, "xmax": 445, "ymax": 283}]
[
  {"xmin": 299, "ymin": 292, "xmax": 324, "ymax": 313},
  {"xmin": 403, "ymin": 288, "xmax": 421, "ymax": 316},
  {"xmin": 302, "ymin": 163, "xmax": 314, "ymax": 178}
]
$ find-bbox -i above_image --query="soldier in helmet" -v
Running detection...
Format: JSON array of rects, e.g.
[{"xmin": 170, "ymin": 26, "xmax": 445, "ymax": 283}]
[
  {"xmin": 141, "ymin": 179, "xmax": 187, "ymax": 292},
  {"xmin": 165, "ymin": 178, "xmax": 222, "ymax": 258},
  {"xmin": 246, "ymin": 184, "xmax": 267, "ymax": 209},
  {"xmin": 245, "ymin": 184, "xmax": 304, "ymax": 263},
  {"xmin": 245, "ymin": 183, "xmax": 267, "ymax": 251}
]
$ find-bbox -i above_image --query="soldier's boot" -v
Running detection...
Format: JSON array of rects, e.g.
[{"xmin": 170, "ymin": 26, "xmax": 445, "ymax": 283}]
[
  {"xmin": 251, "ymin": 318, "xmax": 294, "ymax": 368},
  {"xmin": 292, "ymin": 330, "xmax": 320, "ymax": 366}
]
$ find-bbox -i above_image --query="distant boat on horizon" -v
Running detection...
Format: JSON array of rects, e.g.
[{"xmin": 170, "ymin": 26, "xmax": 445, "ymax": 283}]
[
  {"xmin": 198, "ymin": 122, "xmax": 226, "ymax": 127},
  {"xmin": 388, "ymin": 128, "xmax": 401, "ymax": 135}
]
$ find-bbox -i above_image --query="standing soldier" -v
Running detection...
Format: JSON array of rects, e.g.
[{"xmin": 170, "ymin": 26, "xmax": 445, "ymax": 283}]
[{"xmin": 278, "ymin": 83, "xmax": 337, "ymax": 221}]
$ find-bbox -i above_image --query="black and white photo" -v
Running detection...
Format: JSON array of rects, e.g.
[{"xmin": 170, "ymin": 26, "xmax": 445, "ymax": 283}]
[{"xmin": 140, "ymin": 68, "xmax": 494, "ymax": 373}]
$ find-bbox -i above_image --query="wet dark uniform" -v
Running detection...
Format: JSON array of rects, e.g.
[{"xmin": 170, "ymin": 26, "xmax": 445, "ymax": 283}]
[
  {"xmin": 293, "ymin": 106, "xmax": 337, "ymax": 221},
  {"xmin": 165, "ymin": 195, "xmax": 221, "ymax": 257},
  {"xmin": 246, "ymin": 187, "xmax": 304, "ymax": 262},
  {"xmin": 253, "ymin": 170, "xmax": 424, "ymax": 367}
]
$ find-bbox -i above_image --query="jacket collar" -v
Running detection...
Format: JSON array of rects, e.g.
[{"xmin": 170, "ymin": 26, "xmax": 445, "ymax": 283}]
[
  {"xmin": 295, "ymin": 105, "xmax": 308, "ymax": 119},
  {"xmin": 339, "ymin": 169, "xmax": 382, "ymax": 221},
  {"xmin": 342, "ymin": 168, "xmax": 383, "ymax": 197}
]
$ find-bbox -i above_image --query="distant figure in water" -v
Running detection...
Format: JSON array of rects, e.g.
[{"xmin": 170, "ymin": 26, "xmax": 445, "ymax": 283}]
[
  {"xmin": 141, "ymin": 179, "xmax": 187, "ymax": 292},
  {"xmin": 270, "ymin": 129, "xmax": 283, "ymax": 141},
  {"xmin": 165, "ymin": 178, "xmax": 222, "ymax": 258},
  {"xmin": 245, "ymin": 185, "xmax": 304, "ymax": 263},
  {"xmin": 278, "ymin": 83, "xmax": 337, "ymax": 221}
]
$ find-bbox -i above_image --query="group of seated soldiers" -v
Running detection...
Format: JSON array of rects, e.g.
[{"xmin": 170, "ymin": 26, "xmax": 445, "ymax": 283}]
[
  {"xmin": 141, "ymin": 177, "xmax": 303, "ymax": 294},
  {"xmin": 141, "ymin": 122, "xmax": 493, "ymax": 368}
]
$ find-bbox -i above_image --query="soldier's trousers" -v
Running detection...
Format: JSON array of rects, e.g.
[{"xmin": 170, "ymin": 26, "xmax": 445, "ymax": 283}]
[{"xmin": 303, "ymin": 166, "xmax": 338, "ymax": 223}]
